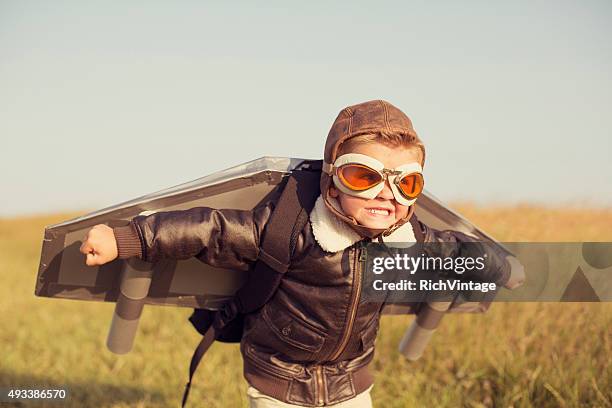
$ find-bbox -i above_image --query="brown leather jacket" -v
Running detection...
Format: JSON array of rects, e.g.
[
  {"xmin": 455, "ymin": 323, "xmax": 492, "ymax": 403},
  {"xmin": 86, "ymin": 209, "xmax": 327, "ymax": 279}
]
[
  {"xmin": 113, "ymin": 191, "xmax": 510, "ymax": 407},
  {"xmin": 113, "ymin": 100, "xmax": 510, "ymax": 406}
]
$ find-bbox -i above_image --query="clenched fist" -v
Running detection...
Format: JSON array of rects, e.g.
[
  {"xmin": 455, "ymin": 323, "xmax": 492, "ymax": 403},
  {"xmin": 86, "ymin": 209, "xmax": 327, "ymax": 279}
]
[
  {"xmin": 504, "ymin": 255, "xmax": 526, "ymax": 289},
  {"xmin": 79, "ymin": 224, "xmax": 118, "ymax": 266}
]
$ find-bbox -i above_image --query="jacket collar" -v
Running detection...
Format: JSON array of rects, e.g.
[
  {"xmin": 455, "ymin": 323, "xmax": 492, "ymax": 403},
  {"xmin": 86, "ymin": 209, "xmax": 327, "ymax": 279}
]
[{"xmin": 309, "ymin": 195, "xmax": 417, "ymax": 253}]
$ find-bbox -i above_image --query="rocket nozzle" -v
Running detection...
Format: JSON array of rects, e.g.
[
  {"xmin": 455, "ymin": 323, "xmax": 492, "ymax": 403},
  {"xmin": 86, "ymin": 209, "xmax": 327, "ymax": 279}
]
[{"xmin": 106, "ymin": 258, "xmax": 153, "ymax": 354}]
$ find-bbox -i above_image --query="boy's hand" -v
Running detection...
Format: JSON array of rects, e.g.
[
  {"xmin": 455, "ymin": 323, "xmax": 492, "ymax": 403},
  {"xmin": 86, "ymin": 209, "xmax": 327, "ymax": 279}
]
[
  {"xmin": 504, "ymin": 255, "xmax": 526, "ymax": 289},
  {"xmin": 79, "ymin": 224, "xmax": 119, "ymax": 266}
]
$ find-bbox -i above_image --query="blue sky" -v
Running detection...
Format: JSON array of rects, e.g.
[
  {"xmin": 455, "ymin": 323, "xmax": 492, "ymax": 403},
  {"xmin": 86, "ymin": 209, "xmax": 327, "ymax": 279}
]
[{"xmin": 1, "ymin": 1, "xmax": 610, "ymax": 215}]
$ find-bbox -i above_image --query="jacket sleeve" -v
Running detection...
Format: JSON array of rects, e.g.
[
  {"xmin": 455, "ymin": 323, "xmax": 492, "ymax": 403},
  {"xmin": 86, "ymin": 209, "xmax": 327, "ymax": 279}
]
[
  {"xmin": 113, "ymin": 201, "xmax": 275, "ymax": 270},
  {"xmin": 414, "ymin": 219, "xmax": 512, "ymax": 287}
]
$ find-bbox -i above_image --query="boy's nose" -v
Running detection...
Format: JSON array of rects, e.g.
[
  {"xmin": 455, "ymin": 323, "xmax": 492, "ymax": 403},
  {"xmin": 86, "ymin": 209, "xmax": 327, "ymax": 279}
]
[{"xmin": 376, "ymin": 180, "xmax": 395, "ymax": 200}]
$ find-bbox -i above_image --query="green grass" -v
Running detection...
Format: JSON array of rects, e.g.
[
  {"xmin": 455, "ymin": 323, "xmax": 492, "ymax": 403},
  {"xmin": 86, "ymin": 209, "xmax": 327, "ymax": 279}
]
[{"xmin": 0, "ymin": 207, "xmax": 611, "ymax": 407}]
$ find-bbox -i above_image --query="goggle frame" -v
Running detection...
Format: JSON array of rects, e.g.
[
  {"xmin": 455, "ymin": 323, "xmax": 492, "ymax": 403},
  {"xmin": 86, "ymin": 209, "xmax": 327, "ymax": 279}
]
[{"xmin": 328, "ymin": 153, "xmax": 424, "ymax": 206}]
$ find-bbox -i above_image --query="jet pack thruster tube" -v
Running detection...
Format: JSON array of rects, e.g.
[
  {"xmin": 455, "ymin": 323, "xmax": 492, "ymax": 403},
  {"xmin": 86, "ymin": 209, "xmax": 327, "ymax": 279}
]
[
  {"xmin": 398, "ymin": 301, "xmax": 452, "ymax": 360},
  {"xmin": 107, "ymin": 258, "xmax": 153, "ymax": 354}
]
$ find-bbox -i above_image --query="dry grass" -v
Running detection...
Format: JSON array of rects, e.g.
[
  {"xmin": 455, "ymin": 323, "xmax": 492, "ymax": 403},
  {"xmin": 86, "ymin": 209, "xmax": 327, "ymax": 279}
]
[{"xmin": 0, "ymin": 205, "xmax": 610, "ymax": 407}]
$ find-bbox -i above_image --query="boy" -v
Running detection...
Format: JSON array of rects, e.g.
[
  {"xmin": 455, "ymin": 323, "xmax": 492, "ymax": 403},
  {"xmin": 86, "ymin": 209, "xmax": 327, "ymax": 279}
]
[{"xmin": 80, "ymin": 100, "xmax": 512, "ymax": 407}]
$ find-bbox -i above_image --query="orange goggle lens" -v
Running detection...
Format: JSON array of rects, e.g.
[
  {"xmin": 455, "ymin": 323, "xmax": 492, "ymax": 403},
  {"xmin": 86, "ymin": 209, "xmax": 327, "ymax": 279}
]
[
  {"xmin": 397, "ymin": 173, "xmax": 424, "ymax": 199},
  {"xmin": 337, "ymin": 164, "xmax": 383, "ymax": 191}
]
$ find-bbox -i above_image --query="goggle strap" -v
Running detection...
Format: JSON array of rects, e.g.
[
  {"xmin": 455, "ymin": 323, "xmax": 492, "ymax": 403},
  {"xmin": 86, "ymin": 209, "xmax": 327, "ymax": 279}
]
[{"xmin": 322, "ymin": 162, "xmax": 334, "ymax": 175}]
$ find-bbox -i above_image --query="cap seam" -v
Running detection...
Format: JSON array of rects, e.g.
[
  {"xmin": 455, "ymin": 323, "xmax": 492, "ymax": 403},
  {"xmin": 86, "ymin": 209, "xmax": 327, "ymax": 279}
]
[{"xmin": 380, "ymin": 100, "xmax": 390, "ymax": 131}]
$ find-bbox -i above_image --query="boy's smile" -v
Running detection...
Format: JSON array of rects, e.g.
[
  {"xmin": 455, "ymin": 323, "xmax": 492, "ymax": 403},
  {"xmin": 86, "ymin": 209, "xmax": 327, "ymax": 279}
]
[{"xmin": 329, "ymin": 142, "xmax": 423, "ymax": 230}]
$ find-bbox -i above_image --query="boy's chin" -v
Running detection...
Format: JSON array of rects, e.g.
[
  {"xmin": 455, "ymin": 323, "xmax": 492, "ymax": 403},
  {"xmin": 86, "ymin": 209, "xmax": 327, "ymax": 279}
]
[
  {"xmin": 360, "ymin": 221, "xmax": 395, "ymax": 230},
  {"xmin": 355, "ymin": 213, "xmax": 397, "ymax": 230}
]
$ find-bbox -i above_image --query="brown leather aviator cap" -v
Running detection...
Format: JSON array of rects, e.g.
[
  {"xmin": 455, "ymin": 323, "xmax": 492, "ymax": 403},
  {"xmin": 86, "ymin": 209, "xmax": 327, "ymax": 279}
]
[{"xmin": 320, "ymin": 100, "xmax": 426, "ymax": 238}]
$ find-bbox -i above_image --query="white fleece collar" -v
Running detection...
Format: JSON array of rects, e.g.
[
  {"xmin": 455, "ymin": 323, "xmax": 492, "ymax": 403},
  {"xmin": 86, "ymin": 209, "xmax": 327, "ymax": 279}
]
[{"xmin": 309, "ymin": 195, "xmax": 417, "ymax": 253}]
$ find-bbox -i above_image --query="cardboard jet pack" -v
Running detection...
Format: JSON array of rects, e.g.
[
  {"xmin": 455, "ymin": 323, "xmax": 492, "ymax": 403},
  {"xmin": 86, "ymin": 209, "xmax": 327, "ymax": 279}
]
[{"xmin": 35, "ymin": 157, "xmax": 519, "ymax": 357}]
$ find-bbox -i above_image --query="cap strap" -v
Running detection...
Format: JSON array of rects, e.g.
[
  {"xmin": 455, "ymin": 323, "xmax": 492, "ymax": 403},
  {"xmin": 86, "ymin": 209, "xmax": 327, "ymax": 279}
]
[{"xmin": 322, "ymin": 162, "xmax": 334, "ymax": 175}]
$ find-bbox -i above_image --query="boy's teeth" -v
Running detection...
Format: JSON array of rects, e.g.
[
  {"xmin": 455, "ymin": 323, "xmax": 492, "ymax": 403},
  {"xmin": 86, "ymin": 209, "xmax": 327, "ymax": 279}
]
[{"xmin": 367, "ymin": 209, "xmax": 389, "ymax": 215}]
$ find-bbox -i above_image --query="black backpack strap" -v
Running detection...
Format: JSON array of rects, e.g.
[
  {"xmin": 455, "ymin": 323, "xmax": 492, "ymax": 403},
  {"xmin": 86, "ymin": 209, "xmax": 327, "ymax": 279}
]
[
  {"xmin": 182, "ymin": 325, "xmax": 216, "ymax": 408},
  {"xmin": 409, "ymin": 212, "xmax": 426, "ymax": 243},
  {"xmin": 235, "ymin": 166, "xmax": 321, "ymax": 313}
]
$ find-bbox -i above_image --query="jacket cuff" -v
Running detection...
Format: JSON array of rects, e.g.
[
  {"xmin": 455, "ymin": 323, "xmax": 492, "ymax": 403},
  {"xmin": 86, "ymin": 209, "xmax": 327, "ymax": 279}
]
[
  {"xmin": 495, "ymin": 256, "xmax": 512, "ymax": 287},
  {"xmin": 113, "ymin": 223, "xmax": 143, "ymax": 259}
]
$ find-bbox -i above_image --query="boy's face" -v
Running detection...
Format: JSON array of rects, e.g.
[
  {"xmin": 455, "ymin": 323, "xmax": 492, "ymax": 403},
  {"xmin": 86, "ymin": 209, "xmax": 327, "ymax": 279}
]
[{"xmin": 329, "ymin": 143, "xmax": 423, "ymax": 230}]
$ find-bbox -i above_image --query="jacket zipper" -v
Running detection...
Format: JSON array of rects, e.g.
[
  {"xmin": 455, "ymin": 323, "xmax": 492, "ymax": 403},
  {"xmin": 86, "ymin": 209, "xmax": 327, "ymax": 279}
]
[
  {"xmin": 328, "ymin": 242, "xmax": 365, "ymax": 362},
  {"xmin": 315, "ymin": 365, "xmax": 325, "ymax": 406}
]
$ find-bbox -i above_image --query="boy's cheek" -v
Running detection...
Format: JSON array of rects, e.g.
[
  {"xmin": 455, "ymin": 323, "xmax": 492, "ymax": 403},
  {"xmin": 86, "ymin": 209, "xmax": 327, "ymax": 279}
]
[
  {"xmin": 395, "ymin": 204, "xmax": 410, "ymax": 221},
  {"xmin": 336, "ymin": 194, "xmax": 368, "ymax": 218},
  {"xmin": 329, "ymin": 188, "xmax": 360, "ymax": 214}
]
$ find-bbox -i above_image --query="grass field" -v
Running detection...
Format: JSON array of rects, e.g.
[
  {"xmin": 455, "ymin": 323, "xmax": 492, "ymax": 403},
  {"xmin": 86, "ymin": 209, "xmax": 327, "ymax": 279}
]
[{"xmin": 1, "ymin": 205, "xmax": 611, "ymax": 407}]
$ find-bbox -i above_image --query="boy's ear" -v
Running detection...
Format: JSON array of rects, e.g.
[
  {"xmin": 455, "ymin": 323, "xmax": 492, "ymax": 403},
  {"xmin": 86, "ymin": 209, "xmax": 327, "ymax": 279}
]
[{"xmin": 329, "ymin": 186, "xmax": 339, "ymax": 198}]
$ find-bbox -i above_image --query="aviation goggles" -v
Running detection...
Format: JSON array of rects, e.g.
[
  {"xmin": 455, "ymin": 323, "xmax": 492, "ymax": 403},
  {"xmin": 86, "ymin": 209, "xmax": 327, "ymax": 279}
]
[{"xmin": 328, "ymin": 153, "xmax": 424, "ymax": 206}]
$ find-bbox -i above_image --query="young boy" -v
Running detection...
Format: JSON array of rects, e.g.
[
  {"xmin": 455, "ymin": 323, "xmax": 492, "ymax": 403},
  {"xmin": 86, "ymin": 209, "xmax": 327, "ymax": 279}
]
[{"xmin": 80, "ymin": 100, "xmax": 512, "ymax": 407}]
